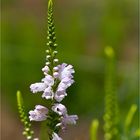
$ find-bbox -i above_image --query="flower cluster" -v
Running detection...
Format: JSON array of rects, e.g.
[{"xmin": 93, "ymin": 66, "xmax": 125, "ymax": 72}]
[
  {"xmin": 29, "ymin": 62, "xmax": 78, "ymax": 139},
  {"xmin": 28, "ymin": 0, "xmax": 78, "ymax": 139},
  {"xmin": 30, "ymin": 63, "xmax": 74, "ymax": 102}
]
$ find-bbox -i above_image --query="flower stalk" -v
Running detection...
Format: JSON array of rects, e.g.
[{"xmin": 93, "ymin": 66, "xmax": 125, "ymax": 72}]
[
  {"xmin": 90, "ymin": 119, "xmax": 99, "ymax": 140},
  {"xmin": 16, "ymin": 91, "xmax": 34, "ymax": 140},
  {"xmin": 46, "ymin": 0, "xmax": 58, "ymax": 74},
  {"xmin": 28, "ymin": 0, "xmax": 78, "ymax": 139},
  {"xmin": 103, "ymin": 46, "xmax": 119, "ymax": 140}
]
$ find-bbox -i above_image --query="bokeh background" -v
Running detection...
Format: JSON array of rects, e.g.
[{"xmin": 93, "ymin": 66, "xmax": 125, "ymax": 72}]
[{"xmin": 1, "ymin": 0, "xmax": 139, "ymax": 139}]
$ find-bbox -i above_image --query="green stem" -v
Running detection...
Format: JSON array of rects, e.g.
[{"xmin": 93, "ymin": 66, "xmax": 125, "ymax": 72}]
[
  {"xmin": 16, "ymin": 91, "xmax": 34, "ymax": 140},
  {"xmin": 103, "ymin": 46, "xmax": 119, "ymax": 140}
]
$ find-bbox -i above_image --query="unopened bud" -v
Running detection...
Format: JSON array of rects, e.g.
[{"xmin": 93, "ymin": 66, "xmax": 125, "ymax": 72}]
[
  {"xmin": 53, "ymin": 51, "xmax": 58, "ymax": 55},
  {"xmin": 27, "ymin": 136, "xmax": 32, "ymax": 140},
  {"xmin": 25, "ymin": 128, "xmax": 30, "ymax": 131},
  {"xmin": 54, "ymin": 59, "xmax": 58, "ymax": 63},
  {"xmin": 46, "ymin": 62, "xmax": 50, "ymax": 65},
  {"xmin": 53, "ymin": 72, "xmax": 59, "ymax": 78},
  {"xmin": 46, "ymin": 55, "xmax": 51, "ymax": 59},
  {"xmin": 22, "ymin": 131, "xmax": 27, "ymax": 135},
  {"xmin": 53, "ymin": 67, "xmax": 58, "ymax": 71},
  {"xmin": 46, "ymin": 50, "xmax": 50, "ymax": 53},
  {"xmin": 46, "ymin": 43, "xmax": 49, "ymax": 46},
  {"xmin": 42, "ymin": 66, "xmax": 49, "ymax": 72},
  {"xmin": 54, "ymin": 44, "xmax": 58, "ymax": 47}
]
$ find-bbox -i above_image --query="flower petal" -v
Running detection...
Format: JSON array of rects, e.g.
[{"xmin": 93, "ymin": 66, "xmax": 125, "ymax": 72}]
[
  {"xmin": 42, "ymin": 86, "xmax": 54, "ymax": 100},
  {"xmin": 52, "ymin": 132, "xmax": 62, "ymax": 140},
  {"xmin": 52, "ymin": 104, "xmax": 67, "ymax": 116},
  {"xmin": 54, "ymin": 90, "xmax": 67, "ymax": 102},
  {"xmin": 42, "ymin": 75, "xmax": 54, "ymax": 86},
  {"xmin": 57, "ymin": 63, "xmax": 75, "ymax": 80},
  {"xmin": 29, "ymin": 105, "xmax": 48, "ymax": 121},
  {"xmin": 30, "ymin": 83, "xmax": 46, "ymax": 93}
]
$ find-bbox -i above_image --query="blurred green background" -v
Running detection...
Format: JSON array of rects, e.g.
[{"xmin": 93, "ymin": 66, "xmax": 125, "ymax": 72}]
[{"xmin": 1, "ymin": 0, "xmax": 139, "ymax": 139}]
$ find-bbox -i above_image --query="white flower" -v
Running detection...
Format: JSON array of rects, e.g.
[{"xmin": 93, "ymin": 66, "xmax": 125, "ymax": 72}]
[
  {"xmin": 57, "ymin": 82, "xmax": 67, "ymax": 91},
  {"xmin": 30, "ymin": 75, "xmax": 54, "ymax": 94},
  {"xmin": 30, "ymin": 75, "xmax": 54, "ymax": 100},
  {"xmin": 30, "ymin": 83, "xmax": 46, "ymax": 93},
  {"xmin": 42, "ymin": 75, "xmax": 54, "ymax": 86},
  {"xmin": 52, "ymin": 132, "xmax": 62, "ymax": 140},
  {"xmin": 57, "ymin": 77, "xmax": 74, "ymax": 92},
  {"xmin": 62, "ymin": 115, "xmax": 78, "ymax": 125},
  {"xmin": 60, "ymin": 77, "xmax": 74, "ymax": 89},
  {"xmin": 53, "ymin": 66, "xmax": 59, "ymax": 71},
  {"xmin": 42, "ymin": 86, "xmax": 54, "ymax": 99},
  {"xmin": 29, "ymin": 105, "xmax": 48, "ymax": 121},
  {"xmin": 52, "ymin": 104, "xmax": 67, "ymax": 116},
  {"xmin": 54, "ymin": 89, "xmax": 67, "ymax": 102},
  {"xmin": 42, "ymin": 65, "xmax": 50, "ymax": 75},
  {"xmin": 59, "ymin": 115, "xmax": 78, "ymax": 130},
  {"xmin": 57, "ymin": 63, "xmax": 75, "ymax": 80},
  {"xmin": 53, "ymin": 72, "xmax": 59, "ymax": 78},
  {"xmin": 54, "ymin": 82, "xmax": 68, "ymax": 102},
  {"xmin": 33, "ymin": 138, "xmax": 39, "ymax": 140}
]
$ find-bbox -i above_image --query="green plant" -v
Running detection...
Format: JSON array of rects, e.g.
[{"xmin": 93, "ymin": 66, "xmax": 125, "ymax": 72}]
[
  {"xmin": 16, "ymin": 0, "xmax": 78, "ymax": 140},
  {"xmin": 90, "ymin": 119, "xmax": 99, "ymax": 140},
  {"xmin": 17, "ymin": 91, "xmax": 34, "ymax": 139},
  {"xmin": 103, "ymin": 46, "xmax": 119, "ymax": 140},
  {"xmin": 90, "ymin": 46, "xmax": 139, "ymax": 140}
]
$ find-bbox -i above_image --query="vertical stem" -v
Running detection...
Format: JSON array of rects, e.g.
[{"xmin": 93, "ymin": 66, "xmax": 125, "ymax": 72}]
[
  {"xmin": 103, "ymin": 46, "xmax": 119, "ymax": 140},
  {"xmin": 90, "ymin": 119, "xmax": 99, "ymax": 140},
  {"xmin": 46, "ymin": 0, "xmax": 58, "ymax": 74}
]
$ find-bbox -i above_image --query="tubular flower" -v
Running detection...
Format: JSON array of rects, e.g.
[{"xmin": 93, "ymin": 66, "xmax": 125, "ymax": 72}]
[
  {"xmin": 52, "ymin": 103, "xmax": 67, "ymax": 116},
  {"xmin": 52, "ymin": 132, "xmax": 62, "ymax": 140},
  {"xmin": 30, "ymin": 63, "xmax": 74, "ymax": 102},
  {"xmin": 29, "ymin": 105, "xmax": 48, "ymax": 121}
]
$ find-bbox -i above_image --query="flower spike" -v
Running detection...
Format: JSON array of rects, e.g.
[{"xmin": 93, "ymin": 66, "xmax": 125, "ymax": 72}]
[
  {"xmin": 28, "ymin": 0, "xmax": 78, "ymax": 139},
  {"xmin": 17, "ymin": 91, "xmax": 34, "ymax": 140}
]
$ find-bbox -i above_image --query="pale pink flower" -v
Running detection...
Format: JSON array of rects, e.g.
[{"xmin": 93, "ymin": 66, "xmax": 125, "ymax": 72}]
[
  {"xmin": 29, "ymin": 105, "xmax": 48, "ymax": 121},
  {"xmin": 52, "ymin": 104, "xmax": 67, "ymax": 116},
  {"xmin": 52, "ymin": 132, "xmax": 62, "ymax": 140}
]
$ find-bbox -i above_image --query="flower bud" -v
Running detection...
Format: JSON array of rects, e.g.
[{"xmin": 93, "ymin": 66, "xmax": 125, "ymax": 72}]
[
  {"xmin": 46, "ymin": 43, "xmax": 49, "ymax": 46},
  {"xmin": 53, "ymin": 72, "xmax": 59, "ymax": 78},
  {"xmin": 46, "ymin": 62, "xmax": 50, "ymax": 65},
  {"xmin": 54, "ymin": 59, "xmax": 59, "ymax": 63},
  {"xmin": 27, "ymin": 136, "xmax": 32, "ymax": 140},
  {"xmin": 46, "ymin": 50, "xmax": 50, "ymax": 53},
  {"xmin": 54, "ymin": 44, "xmax": 58, "ymax": 47},
  {"xmin": 53, "ymin": 51, "xmax": 58, "ymax": 55},
  {"xmin": 46, "ymin": 55, "xmax": 51, "ymax": 59},
  {"xmin": 25, "ymin": 128, "xmax": 30, "ymax": 131},
  {"xmin": 53, "ymin": 66, "xmax": 58, "ymax": 71}
]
